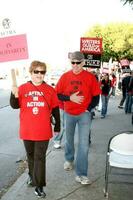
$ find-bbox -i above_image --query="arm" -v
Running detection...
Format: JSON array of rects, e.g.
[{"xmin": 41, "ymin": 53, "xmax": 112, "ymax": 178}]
[
  {"xmin": 58, "ymin": 91, "xmax": 84, "ymax": 104},
  {"xmin": 51, "ymin": 106, "xmax": 60, "ymax": 132},
  {"xmin": 10, "ymin": 92, "xmax": 20, "ymax": 109},
  {"xmin": 87, "ymin": 95, "xmax": 100, "ymax": 112},
  {"xmin": 57, "ymin": 94, "xmax": 70, "ymax": 101}
]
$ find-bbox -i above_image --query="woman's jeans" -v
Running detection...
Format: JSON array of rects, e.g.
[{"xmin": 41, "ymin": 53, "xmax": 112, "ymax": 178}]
[
  {"xmin": 23, "ymin": 140, "xmax": 49, "ymax": 187},
  {"xmin": 101, "ymin": 95, "xmax": 109, "ymax": 116},
  {"xmin": 64, "ymin": 111, "xmax": 92, "ymax": 176}
]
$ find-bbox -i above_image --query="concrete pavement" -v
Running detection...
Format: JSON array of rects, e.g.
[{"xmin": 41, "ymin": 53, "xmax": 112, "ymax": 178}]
[{"xmin": 1, "ymin": 95, "xmax": 133, "ymax": 200}]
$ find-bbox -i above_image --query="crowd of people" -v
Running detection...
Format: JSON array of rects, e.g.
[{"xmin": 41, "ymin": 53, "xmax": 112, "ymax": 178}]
[{"xmin": 10, "ymin": 52, "xmax": 133, "ymax": 198}]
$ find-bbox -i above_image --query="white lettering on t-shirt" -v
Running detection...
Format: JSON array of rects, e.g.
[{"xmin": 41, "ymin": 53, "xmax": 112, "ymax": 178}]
[
  {"xmin": 33, "ymin": 96, "xmax": 38, "ymax": 101},
  {"xmin": 28, "ymin": 91, "xmax": 44, "ymax": 97},
  {"xmin": 27, "ymin": 102, "xmax": 45, "ymax": 107},
  {"xmin": 32, "ymin": 107, "xmax": 39, "ymax": 115}
]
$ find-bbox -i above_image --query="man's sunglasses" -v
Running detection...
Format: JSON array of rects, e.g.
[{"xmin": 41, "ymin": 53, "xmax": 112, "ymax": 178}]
[
  {"xmin": 71, "ymin": 61, "xmax": 82, "ymax": 65},
  {"xmin": 33, "ymin": 70, "xmax": 46, "ymax": 75}
]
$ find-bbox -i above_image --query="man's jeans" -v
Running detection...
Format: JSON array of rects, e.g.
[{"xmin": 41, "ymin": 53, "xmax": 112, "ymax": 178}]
[
  {"xmin": 101, "ymin": 95, "xmax": 109, "ymax": 116},
  {"xmin": 64, "ymin": 111, "xmax": 92, "ymax": 176}
]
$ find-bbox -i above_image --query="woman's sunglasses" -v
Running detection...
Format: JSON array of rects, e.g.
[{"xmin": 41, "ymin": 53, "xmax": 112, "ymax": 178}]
[{"xmin": 33, "ymin": 70, "xmax": 46, "ymax": 75}]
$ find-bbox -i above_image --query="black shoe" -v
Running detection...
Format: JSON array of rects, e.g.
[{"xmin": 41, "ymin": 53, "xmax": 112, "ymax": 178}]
[
  {"xmin": 35, "ymin": 187, "xmax": 46, "ymax": 198},
  {"xmin": 27, "ymin": 177, "xmax": 33, "ymax": 187},
  {"xmin": 91, "ymin": 111, "xmax": 95, "ymax": 119}
]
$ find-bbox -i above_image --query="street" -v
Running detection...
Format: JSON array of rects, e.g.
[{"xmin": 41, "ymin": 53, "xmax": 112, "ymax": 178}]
[
  {"xmin": 0, "ymin": 91, "xmax": 133, "ymax": 200},
  {"xmin": 0, "ymin": 87, "xmax": 133, "ymax": 200},
  {"xmin": 0, "ymin": 89, "xmax": 26, "ymax": 196}
]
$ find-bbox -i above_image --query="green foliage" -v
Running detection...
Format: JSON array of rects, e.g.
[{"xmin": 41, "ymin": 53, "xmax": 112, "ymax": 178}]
[{"xmin": 84, "ymin": 23, "xmax": 133, "ymax": 62}]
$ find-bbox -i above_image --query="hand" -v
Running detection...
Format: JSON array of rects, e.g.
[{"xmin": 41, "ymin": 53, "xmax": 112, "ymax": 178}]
[
  {"xmin": 70, "ymin": 91, "xmax": 84, "ymax": 104},
  {"xmin": 12, "ymin": 86, "xmax": 19, "ymax": 98}
]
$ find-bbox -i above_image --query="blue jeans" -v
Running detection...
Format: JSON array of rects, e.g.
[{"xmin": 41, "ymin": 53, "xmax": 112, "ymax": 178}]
[
  {"xmin": 101, "ymin": 95, "xmax": 109, "ymax": 116},
  {"xmin": 111, "ymin": 87, "xmax": 116, "ymax": 96},
  {"xmin": 64, "ymin": 111, "xmax": 92, "ymax": 176},
  {"xmin": 131, "ymin": 96, "xmax": 133, "ymax": 125},
  {"xmin": 54, "ymin": 109, "xmax": 65, "ymax": 142},
  {"xmin": 125, "ymin": 93, "xmax": 132, "ymax": 113}
]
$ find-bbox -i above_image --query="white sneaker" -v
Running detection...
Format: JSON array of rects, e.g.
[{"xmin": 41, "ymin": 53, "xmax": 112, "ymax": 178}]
[
  {"xmin": 75, "ymin": 176, "xmax": 92, "ymax": 185},
  {"xmin": 53, "ymin": 141, "xmax": 61, "ymax": 149},
  {"xmin": 64, "ymin": 161, "xmax": 73, "ymax": 171}
]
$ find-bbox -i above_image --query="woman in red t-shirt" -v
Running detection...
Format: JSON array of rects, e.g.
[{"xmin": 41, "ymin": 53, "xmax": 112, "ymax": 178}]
[{"xmin": 10, "ymin": 61, "xmax": 60, "ymax": 198}]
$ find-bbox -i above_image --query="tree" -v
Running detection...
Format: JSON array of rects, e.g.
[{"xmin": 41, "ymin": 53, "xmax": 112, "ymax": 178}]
[
  {"xmin": 83, "ymin": 23, "xmax": 133, "ymax": 62},
  {"xmin": 121, "ymin": 0, "xmax": 133, "ymax": 6}
]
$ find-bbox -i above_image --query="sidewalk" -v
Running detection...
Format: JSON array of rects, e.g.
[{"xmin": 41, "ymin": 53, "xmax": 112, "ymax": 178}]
[{"xmin": 1, "ymin": 96, "xmax": 133, "ymax": 200}]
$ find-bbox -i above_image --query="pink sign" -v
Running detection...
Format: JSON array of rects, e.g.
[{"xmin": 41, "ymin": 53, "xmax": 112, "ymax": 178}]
[
  {"xmin": 102, "ymin": 68, "xmax": 109, "ymax": 74},
  {"xmin": 120, "ymin": 59, "xmax": 129, "ymax": 67},
  {"xmin": 0, "ymin": 34, "xmax": 29, "ymax": 63}
]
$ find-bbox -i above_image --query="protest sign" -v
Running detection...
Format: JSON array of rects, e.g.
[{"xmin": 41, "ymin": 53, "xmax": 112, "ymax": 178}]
[
  {"xmin": 80, "ymin": 37, "xmax": 102, "ymax": 68},
  {"xmin": 0, "ymin": 34, "xmax": 28, "ymax": 63},
  {"xmin": 80, "ymin": 37, "xmax": 102, "ymax": 54}
]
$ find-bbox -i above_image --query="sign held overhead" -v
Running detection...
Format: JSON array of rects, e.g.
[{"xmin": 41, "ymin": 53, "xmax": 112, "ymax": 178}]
[
  {"xmin": 80, "ymin": 37, "xmax": 102, "ymax": 54},
  {"xmin": 0, "ymin": 34, "xmax": 29, "ymax": 63},
  {"xmin": 80, "ymin": 37, "xmax": 102, "ymax": 68}
]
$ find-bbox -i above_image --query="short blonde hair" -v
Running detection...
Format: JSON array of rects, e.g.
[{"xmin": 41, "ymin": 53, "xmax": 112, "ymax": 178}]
[{"xmin": 29, "ymin": 61, "xmax": 47, "ymax": 73}]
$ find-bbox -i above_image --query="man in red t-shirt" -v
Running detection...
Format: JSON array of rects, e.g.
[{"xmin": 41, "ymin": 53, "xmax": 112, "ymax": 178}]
[{"xmin": 55, "ymin": 51, "xmax": 101, "ymax": 185}]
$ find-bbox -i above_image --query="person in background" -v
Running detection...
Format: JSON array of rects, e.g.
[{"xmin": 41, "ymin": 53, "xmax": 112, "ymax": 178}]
[
  {"xmin": 118, "ymin": 72, "xmax": 131, "ymax": 109},
  {"xmin": 89, "ymin": 70, "xmax": 99, "ymax": 119},
  {"xmin": 10, "ymin": 61, "xmax": 60, "ymax": 198},
  {"xmin": 124, "ymin": 72, "xmax": 132, "ymax": 114},
  {"xmin": 100, "ymin": 73, "xmax": 112, "ymax": 118},
  {"xmin": 55, "ymin": 51, "xmax": 101, "ymax": 185},
  {"xmin": 110, "ymin": 74, "xmax": 116, "ymax": 97},
  {"xmin": 51, "ymin": 83, "xmax": 65, "ymax": 149},
  {"xmin": 53, "ymin": 100, "xmax": 65, "ymax": 148},
  {"xmin": 127, "ymin": 74, "xmax": 133, "ymax": 124}
]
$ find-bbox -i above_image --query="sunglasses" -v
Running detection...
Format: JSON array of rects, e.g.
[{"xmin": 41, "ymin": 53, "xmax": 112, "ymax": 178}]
[
  {"xmin": 33, "ymin": 70, "xmax": 46, "ymax": 75},
  {"xmin": 71, "ymin": 61, "xmax": 82, "ymax": 65}
]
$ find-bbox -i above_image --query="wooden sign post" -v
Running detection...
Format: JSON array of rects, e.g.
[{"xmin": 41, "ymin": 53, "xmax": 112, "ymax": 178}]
[{"xmin": 11, "ymin": 69, "xmax": 17, "ymax": 86}]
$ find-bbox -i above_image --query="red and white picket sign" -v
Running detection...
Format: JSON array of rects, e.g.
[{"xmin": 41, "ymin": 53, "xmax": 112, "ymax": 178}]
[{"xmin": 80, "ymin": 37, "xmax": 102, "ymax": 54}]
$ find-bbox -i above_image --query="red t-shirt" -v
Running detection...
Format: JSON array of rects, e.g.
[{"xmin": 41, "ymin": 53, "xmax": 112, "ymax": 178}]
[
  {"xmin": 55, "ymin": 70, "xmax": 101, "ymax": 115},
  {"xmin": 18, "ymin": 82, "xmax": 59, "ymax": 141},
  {"xmin": 58, "ymin": 100, "xmax": 64, "ymax": 110},
  {"xmin": 111, "ymin": 77, "xmax": 116, "ymax": 87}
]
